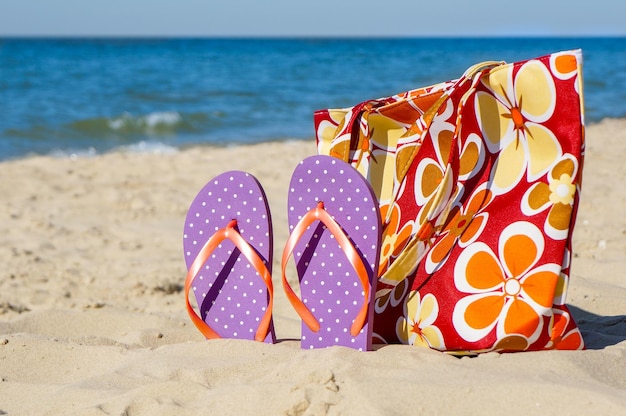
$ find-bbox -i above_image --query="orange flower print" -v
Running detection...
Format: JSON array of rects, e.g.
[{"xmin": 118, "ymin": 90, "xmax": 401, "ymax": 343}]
[
  {"xmin": 425, "ymin": 184, "xmax": 493, "ymax": 273},
  {"xmin": 549, "ymin": 51, "xmax": 584, "ymax": 125},
  {"xmin": 378, "ymin": 203, "xmax": 415, "ymax": 277},
  {"xmin": 397, "ymin": 291, "xmax": 445, "ymax": 349},
  {"xmin": 522, "ymin": 154, "xmax": 579, "ymax": 240},
  {"xmin": 453, "ymin": 222, "xmax": 561, "ymax": 346},
  {"xmin": 550, "ymin": 51, "xmax": 582, "ymax": 82},
  {"xmin": 475, "ymin": 60, "xmax": 562, "ymax": 195},
  {"xmin": 414, "ymin": 128, "xmax": 485, "ymax": 232},
  {"xmin": 547, "ymin": 310, "xmax": 584, "ymax": 350}
]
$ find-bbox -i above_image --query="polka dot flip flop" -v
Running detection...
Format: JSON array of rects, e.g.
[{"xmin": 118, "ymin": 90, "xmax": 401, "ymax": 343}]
[
  {"xmin": 183, "ymin": 171, "xmax": 275, "ymax": 343},
  {"xmin": 282, "ymin": 155, "xmax": 382, "ymax": 351}
]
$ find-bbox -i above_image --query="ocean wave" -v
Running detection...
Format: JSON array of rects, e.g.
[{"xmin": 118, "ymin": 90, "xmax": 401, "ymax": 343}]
[
  {"xmin": 0, "ymin": 110, "xmax": 220, "ymax": 160},
  {"xmin": 70, "ymin": 111, "xmax": 214, "ymax": 137},
  {"xmin": 116, "ymin": 140, "xmax": 179, "ymax": 155},
  {"xmin": 107, "ymin": 111, "xmax": 181, "ymax": 132},
  {"xmin": 2, "ymin": 38, "xmax": 624, "ymax": 162},
  {"xmin": 45, "ymin": 141, "xmax": 179, "ymax": 160},
  {"xmin": 48, "ymin": 147, "xmax": 98, "ymax": 160},
  {"xmin": 3, "ymin": 111, "xmax": 220, "ymax": 141}
]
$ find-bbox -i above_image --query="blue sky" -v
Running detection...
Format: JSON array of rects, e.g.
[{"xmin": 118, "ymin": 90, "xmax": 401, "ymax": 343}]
[{"xmin": 1, "ymin": 0, "xmax": 624, "ymax": 37}]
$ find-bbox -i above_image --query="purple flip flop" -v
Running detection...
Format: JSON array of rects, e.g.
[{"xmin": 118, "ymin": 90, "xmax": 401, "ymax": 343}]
[
  {"xmin": 183, "ymin": 171, "xmax": 275, "ymax": 343},
  {"xmin": 282, "ymin": 155, "xmax": 381, "ymax": 351}
]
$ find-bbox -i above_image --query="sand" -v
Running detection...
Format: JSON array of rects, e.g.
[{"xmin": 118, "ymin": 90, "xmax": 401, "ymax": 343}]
[{"xmin": 0, "ymin": 120, "xmax": 625, "ymax": 415}]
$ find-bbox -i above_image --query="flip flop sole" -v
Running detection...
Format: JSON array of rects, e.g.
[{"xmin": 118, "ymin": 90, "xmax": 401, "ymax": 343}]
[
  {"xmin": 183, "ymin": 171, "xmax": 275, "ymax": 343},
  {"xmin": 287, "ymin": 155, "xmax": 381, "ymax": 350}
]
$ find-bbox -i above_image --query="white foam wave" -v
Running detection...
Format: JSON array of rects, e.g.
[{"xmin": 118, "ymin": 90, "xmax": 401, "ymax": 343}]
[
  {"xmin": 107, "ymin": 111, "xmax": 183, "ymax": 132},
  {"xmin": 144, "ymin": 111, "xmax": 182, "ymax": 128},
  {"xmin": 46, "ymin": 141, "xmax": 178, "ymax": 160},
  {"xmin": 118, "ymin": 141, "xmax": 179, "ymax": 155},
  {"xmin": 49, "ymin": 147, "xmax": 98, "ymax": 160}
]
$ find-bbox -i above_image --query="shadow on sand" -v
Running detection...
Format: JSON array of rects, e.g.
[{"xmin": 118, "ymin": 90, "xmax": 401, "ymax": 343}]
[{"xmin": 570, "ymin": 305, "xmax": 626, "ymax": 349}]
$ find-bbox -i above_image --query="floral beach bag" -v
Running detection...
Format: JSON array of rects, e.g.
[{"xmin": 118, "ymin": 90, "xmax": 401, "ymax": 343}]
[{"xmin": 314, "ymin": 50, "xmax": 586, "ymax": 353}]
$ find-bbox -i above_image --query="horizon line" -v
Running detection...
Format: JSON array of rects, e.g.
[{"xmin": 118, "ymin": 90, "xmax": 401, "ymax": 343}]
[{"xmin": 1, "ymin": 34, "xmax": 625, "ymax": 39}]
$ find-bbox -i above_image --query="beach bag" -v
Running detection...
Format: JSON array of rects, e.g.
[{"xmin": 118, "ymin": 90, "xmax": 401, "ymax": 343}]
[{"xmin": 314, "ymin": 50, "xmax": 586, "ymax": 353}]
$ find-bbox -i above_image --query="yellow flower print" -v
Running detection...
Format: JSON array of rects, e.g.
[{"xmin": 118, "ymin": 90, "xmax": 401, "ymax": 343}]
[
  {"xmin": 492, "ymin": 335, "xmax": 530, "ymax": 352},
  {"xmin": 521, "ymin": 154, "xmax": 579, "ymax": 240},
  {"xmin": 549, "ymin": 174, "xmax": 576, "ymax": 205},
  {"xmin": 553, "ymin": 249, "xmax": 571, "ymax": 307},
  {"xmin": 397, "ymin": 291, "xmax": 445, "ymax": 349},
  {"xmin": 475, "ymin": 60, "xmax": 562, "ymax": 194},
  {"xmin": 413, "ymin": 156, "xmax": 445, "ymax": 223},
  {"xmin": 412, "ymin": 101, "xmax": 456, "ymax": 223},
  {"xmin": 316, "ymin": 109, "xmax": 352, "ymax": 157},
  {"xmin": 458, "ymin": 133, "xmax": 486, "ymax": 180},
  {"xmin": 367, "ymin": 123, "xmax": 404, "ymax": 205},
  {"xmin": 453, "ymin": 222, "xmax": 561, "ymax": 345},
  {"xmin": 374, "ymin": 278, "xmax": 409, "ymax": 314}
]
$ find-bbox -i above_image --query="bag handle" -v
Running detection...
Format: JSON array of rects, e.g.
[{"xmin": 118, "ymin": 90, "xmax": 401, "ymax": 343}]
[
  {"xmin": 327, "ymin": 98, "xmax": 389, "ymax": 163},
  {"xmin": 330, "ymin": 60, "xmax": 503, "ymax": 170},
  {"xmin": 380, "ymin": 63, "xmax": 499, "ymax": 283},
  {"xmin": 393, "ymin": 60, "xmax": 504, "ymax": 188}
]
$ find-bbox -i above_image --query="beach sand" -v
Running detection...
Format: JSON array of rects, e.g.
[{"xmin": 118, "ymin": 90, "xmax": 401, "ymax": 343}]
[{"xmin": 1, "ymin": 119, "xmax": 625, "ymax": 415}]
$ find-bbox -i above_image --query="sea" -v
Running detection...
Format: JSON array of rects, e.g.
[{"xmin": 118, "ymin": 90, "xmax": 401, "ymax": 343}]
[{"xmin": 1, "ymin": 37, "xmax": 624, "ymax": 161}]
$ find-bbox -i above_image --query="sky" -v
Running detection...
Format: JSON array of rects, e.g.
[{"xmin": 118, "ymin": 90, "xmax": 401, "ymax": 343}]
[{"xmin": 1, "ymin": 0, "xmax": 625, "ymax": 37}]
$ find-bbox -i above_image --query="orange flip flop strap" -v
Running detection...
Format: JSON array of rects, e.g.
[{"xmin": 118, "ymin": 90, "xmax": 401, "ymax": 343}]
[
  {"xmin": 281, "ymin": 202, "xmax": 370, "ymax": 337},
  {"xmin": 185, "ymin": 219, "xmax": 274, "ymax": 342}
]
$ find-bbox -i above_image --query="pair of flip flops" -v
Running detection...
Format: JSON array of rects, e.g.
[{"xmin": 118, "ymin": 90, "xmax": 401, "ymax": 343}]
[{"xmin": 183, "ymin": 155, "xmax": 381, "ymax": 351}]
